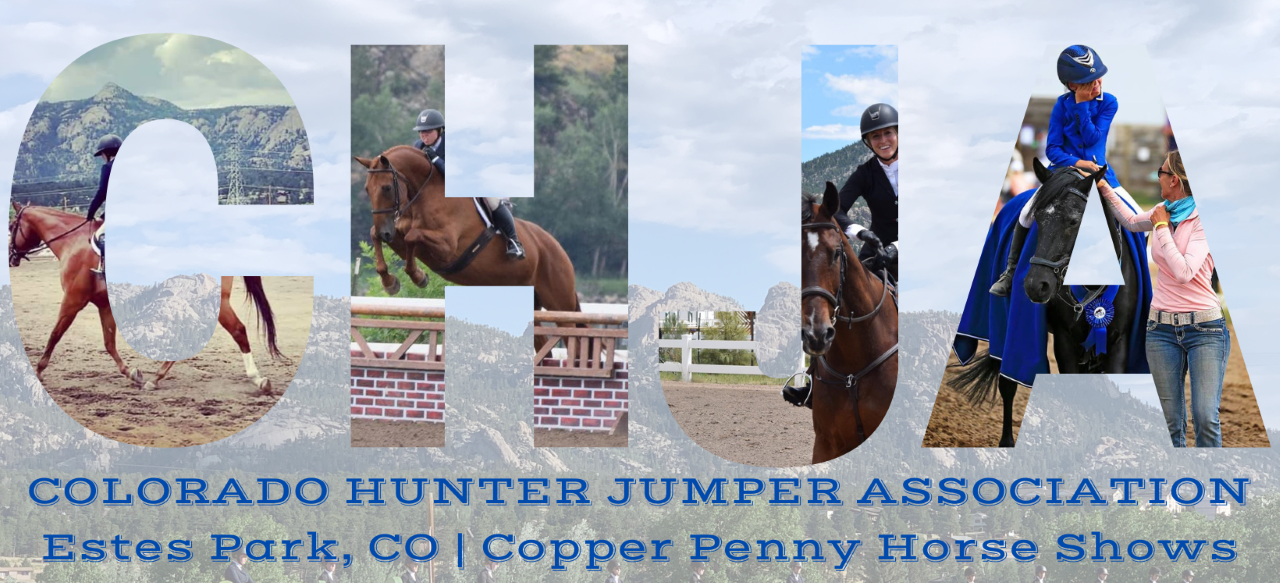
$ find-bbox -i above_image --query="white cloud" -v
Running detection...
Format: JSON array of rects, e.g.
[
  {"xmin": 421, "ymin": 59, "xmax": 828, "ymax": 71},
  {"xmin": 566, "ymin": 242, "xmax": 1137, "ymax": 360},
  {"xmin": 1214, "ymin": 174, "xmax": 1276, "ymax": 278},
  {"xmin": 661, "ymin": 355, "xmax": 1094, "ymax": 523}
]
[
  {"xmin": 800, "ymin": 123, "xmax": 863, "ymax": 140},
  {"xmin": 823, "ymin": 73, "xmax": 896, "ymax": 107}
]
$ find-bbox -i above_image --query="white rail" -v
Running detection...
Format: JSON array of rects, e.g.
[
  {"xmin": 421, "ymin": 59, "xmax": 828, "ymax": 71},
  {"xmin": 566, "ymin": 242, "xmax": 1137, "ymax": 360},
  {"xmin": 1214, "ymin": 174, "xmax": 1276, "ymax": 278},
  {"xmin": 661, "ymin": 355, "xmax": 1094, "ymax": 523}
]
[{"xmin": 657, "ymin": 334, "xmax": 803, "ymax": 382}]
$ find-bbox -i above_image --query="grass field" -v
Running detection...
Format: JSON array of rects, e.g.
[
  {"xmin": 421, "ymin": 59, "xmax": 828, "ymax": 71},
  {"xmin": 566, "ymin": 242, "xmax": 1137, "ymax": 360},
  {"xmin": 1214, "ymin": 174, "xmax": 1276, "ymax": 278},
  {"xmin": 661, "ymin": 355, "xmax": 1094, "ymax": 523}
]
[{"xmin": 660, "ymin": 371, "xmax": 788, "ymax": 385}]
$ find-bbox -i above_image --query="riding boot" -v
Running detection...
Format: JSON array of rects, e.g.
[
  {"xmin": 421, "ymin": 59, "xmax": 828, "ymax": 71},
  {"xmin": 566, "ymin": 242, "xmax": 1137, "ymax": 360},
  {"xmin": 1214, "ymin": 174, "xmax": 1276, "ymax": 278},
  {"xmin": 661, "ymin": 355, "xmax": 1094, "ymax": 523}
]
[
  {"xmin": 491, "ymin": 203, "xmax": 526, "ymax": 260},
  {"xmin": 780, "ymin": 365, "xmax": 814, "ymax": 409},
  {"xmin": 91, "ymin": 239, "xmax": 105, "ymax": 276},
  {"xmin": 989, "ymin": 222, "xmax": 1028, "ymax": 297}
]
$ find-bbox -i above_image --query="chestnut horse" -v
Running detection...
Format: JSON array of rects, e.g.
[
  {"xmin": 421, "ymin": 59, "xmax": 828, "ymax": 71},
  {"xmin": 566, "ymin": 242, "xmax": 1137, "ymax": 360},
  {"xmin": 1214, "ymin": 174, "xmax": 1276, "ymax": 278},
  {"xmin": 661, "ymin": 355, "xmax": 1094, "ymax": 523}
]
[
  {"xmin": 800, "ymin": 183, "xmax": 899, "ymax": 463},
  {"xmin": 9, "ymin": 203, "xmax": 281, "ymax": 392},
  {"xmin": 354, "ymin": 146, "xmax": 579, "ymax": 315}
]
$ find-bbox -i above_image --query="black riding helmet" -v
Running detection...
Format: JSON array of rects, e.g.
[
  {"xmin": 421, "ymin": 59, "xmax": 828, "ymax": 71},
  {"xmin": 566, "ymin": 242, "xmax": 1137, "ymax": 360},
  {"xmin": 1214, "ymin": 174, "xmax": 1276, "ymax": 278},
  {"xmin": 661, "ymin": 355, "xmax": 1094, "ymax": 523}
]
[
  {"xmin": 860, "ymin": 103, "xmax": 898, "ymax": 161},
  {"xmin": 413, "ymin": 109, "xmax": 445, "ymax": 133},
  {"xmin": 94, "ymin": 134, "xmax": 122, "ymax": 157}
]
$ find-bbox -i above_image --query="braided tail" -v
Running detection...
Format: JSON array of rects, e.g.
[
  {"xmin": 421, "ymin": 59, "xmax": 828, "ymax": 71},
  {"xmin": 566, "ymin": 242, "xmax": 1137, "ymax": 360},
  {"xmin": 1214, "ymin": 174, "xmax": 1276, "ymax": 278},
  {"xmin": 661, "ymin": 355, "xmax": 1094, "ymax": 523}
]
[{"xmin": 242, "ymin": 276, "xmax": 283, "ymax": 359}]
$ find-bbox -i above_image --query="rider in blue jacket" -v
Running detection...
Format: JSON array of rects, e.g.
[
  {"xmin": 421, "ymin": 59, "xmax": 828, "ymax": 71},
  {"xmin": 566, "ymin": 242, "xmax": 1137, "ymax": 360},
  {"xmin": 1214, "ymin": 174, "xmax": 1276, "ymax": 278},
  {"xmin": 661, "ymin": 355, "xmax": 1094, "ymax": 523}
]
[
  {"xmin": 412, "ymin": 109, "xmax": 525, "ymax": 259},
  {"xmin": 989, "ymin": 45, "xmax": 1138, "ymax": 296},
  {"xmin": 87, "ymin": 134, "xmax": 121, "ymax": 276}
]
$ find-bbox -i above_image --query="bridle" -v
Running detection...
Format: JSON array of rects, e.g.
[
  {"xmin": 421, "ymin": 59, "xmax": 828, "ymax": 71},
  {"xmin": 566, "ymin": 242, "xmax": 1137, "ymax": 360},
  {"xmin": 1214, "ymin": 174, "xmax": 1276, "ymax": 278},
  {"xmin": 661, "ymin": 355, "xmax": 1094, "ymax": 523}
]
[
  {"xmin": 367, "ymin": 157, "xmax": 436, "ymax": 219},
  {"xmin": 800, "ymin": 218, "xmax": 899, "ymax": 443},
  {"xmin": 800, "ymin": 221, "xmax": 890, "ymax": 328},
  {"xmin": 8, "ymin": 205, "xmax": 91, "ymax": 266},
  {"xmin": 1025, "ymin": 171, "xmax": 1127, "ymax": 314}
]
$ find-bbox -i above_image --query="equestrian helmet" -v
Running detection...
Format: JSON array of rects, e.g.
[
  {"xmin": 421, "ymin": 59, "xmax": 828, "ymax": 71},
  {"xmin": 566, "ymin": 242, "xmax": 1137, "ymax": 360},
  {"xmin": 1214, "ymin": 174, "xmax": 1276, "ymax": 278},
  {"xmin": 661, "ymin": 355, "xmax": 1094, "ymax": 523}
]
[
  {"xmin": 1057, "ymin": 45, "xmax": 1107, "ymax": 86},
  {"xmin": 94, "ymin": 134, "xmax": 123, "ymax": 157},
  {"xmin": 860, "ymin": 103, "xmax": 898, "ymax": 137},
  {"xmin": 413, "ymin": 109, "xmax": 445, "ymax": 132}
]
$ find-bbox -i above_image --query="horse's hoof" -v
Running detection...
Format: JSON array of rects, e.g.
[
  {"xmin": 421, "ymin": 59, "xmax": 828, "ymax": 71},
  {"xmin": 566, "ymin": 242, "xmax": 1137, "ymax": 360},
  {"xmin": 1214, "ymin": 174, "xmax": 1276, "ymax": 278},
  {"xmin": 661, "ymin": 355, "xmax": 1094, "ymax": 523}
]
[
  {"xmin": 384, "ymin": 279, "xmax": 401, "ymax": 296},
  {"xmin": 144, "ymin": 381, "xmax": 158, "ymax": 391},
  {"xmin": 255, "ymin": 378, "xmax": 272, "ymax": 394},
  {"xmin": 128, "ymin": 367, "xmax": 145, "ymax": 387},
  {"xmin": 411, "ymin": 271, "xmax": 430, "ymax": 288}
]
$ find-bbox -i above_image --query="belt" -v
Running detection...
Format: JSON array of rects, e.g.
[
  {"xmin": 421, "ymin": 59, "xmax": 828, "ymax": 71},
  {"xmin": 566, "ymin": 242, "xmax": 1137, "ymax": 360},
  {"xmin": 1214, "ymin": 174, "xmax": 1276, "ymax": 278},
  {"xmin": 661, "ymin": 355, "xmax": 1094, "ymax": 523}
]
[{"xmin": 1149, "ymin": 306, "xmax": 1223, "ymax": 326}]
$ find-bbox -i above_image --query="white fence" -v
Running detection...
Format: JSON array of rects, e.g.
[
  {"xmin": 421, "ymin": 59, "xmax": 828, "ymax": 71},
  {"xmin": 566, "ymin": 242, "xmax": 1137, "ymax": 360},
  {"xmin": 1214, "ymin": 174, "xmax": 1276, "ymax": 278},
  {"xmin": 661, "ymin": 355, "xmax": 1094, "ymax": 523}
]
[{"xmin": 658, "ymin": 334, "xmax": 803, "ymax": 382}]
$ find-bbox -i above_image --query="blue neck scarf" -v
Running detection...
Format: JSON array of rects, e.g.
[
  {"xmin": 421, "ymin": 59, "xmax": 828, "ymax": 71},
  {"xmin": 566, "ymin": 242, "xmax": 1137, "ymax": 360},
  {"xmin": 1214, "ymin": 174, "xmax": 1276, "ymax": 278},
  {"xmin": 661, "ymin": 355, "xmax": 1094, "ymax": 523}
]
[{"xmin": 1164, "ymin": 196, "xmax": 1195, "ymax": 225}]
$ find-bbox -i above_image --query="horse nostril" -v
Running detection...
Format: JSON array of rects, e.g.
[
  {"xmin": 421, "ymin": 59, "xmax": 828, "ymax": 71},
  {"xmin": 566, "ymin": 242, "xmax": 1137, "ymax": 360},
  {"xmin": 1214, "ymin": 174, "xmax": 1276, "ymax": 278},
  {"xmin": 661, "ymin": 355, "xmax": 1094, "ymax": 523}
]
[{"xmin": 823, "ymin": 327, "xmax": 836, "ymax": 343}]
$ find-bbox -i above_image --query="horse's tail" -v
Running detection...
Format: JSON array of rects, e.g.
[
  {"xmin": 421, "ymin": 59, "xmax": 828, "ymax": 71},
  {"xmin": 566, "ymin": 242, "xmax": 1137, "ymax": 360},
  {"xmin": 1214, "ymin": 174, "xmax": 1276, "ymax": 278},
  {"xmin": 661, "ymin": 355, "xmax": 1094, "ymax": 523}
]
[
  {"xmin": 948, "ymin": 349, "xmax": 1002, "ymax": 406},
  {"xmin": 242, "ymin": 276, "xmax": 283, "ymax": 359}
]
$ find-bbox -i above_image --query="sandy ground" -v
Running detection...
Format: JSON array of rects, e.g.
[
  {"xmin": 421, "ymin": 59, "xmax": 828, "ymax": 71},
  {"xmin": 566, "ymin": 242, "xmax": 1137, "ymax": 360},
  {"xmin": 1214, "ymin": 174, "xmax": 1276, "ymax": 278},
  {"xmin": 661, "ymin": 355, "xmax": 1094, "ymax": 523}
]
[
  {"xmin": 534, "ymin": 427, "xmax": 627, "ymax": 447},
  {"xmin": 925, "ymin": 320, "xmax": 1267, "ymax": 448},
  {"xmin": 13, "ymin": 259, "xmax": 310, "ymax": 448},
  {"xmin": 663, "ymin": 381, "xmax": 814, "ymax": 467},
  {"xmin": 350, "ymin": 419, "xmax": 445, "ymax": 447}
]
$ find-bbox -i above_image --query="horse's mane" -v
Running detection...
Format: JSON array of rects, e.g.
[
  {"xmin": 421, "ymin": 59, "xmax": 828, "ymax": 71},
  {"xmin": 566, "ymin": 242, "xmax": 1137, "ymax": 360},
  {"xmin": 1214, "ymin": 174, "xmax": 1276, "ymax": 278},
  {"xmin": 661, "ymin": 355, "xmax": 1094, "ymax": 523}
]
[
  {"xmin": 1029, "ymin": 167, "xmax": 1089, "ymax": 216},
  {"xmin": 801, "ymin": 192, "xmax": 822, "ymax": 222}
]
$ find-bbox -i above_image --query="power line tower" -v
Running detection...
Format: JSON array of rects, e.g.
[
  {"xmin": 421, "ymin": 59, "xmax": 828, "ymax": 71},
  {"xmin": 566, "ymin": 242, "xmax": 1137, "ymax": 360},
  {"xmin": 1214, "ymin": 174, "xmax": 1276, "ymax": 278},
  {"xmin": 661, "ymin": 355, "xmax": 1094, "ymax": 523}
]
[{"xmin": 225, "ymin": 140, "xmax": 247, "ymax": 204}]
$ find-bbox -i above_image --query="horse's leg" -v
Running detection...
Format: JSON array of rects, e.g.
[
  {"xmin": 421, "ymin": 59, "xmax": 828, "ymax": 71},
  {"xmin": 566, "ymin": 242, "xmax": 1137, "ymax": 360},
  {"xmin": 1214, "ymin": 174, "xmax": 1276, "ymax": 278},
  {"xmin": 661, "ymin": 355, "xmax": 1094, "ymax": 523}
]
[
  {"xmin": 998, "ymin": 376, "xmax": 1019, "ymax": 447},
  {"xmin": 93, "ymin": 302, "xmax": 137, "ymax": 383},
  {"xmin": 1051, "ymin": 330, "xmax": 1082, "ymax": 374},
  {"xmin": 370, "ymin": 227, "xmax": 401, "ymax": 296},
  {"xmin": 221, "ymin": 277, "xmax": 270, "ymax": 394},
  {"xmin": 400, "ymin": 239, "xmax": 430, "ymax": 288},
  {"xmin": 35, "ymin": 296, "xmax": 90, "ymax": 381},
  {"xmin": 144, "ymin": 361, "xmax": 178, "ymax": 390}
]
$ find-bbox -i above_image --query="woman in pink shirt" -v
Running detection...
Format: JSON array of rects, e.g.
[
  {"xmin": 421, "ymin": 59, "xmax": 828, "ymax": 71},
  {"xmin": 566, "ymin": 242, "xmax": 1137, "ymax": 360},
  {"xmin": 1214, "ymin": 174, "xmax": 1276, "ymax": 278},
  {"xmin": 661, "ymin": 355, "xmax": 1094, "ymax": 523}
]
[{"xmin": 1098, "ymin": 150, "xmax": 1227, "ymax": 447}]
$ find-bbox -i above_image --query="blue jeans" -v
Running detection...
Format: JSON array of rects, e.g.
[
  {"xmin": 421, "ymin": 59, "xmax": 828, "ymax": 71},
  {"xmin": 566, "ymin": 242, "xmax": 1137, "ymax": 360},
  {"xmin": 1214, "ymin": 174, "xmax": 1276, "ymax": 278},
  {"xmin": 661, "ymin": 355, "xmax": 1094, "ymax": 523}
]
[{"xmin": 1146, "ymin": 317, "xmax": 1230, "ymax": 447}]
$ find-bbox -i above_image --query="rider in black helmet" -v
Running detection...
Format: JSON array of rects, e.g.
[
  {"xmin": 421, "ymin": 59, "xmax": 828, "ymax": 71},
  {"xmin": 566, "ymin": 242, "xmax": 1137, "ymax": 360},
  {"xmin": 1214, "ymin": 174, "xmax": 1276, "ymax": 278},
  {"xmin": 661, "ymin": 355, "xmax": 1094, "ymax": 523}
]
[
  {"xmin": 835, "ymin": 103, "xmax": 899, "ymax": 280},
  {"xmin": 412, "ymin": 108, "xmax": 525, "ymax": 260},
  {"xmin": 783, "ymin": 103, "xmax": 899, "ymax": 408},
  {"xmin": 87, "ymin": 134, "xmax": 121, "ymax": 276}
]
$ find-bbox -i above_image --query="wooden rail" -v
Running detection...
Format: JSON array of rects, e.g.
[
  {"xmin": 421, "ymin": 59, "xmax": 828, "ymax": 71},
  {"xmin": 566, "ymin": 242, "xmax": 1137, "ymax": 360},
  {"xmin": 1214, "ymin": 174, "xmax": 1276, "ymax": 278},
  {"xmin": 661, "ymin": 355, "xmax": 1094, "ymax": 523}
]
[
  {"xmin": 351, "ymin": 298, "xmax": 627, "ymax": 377},
  {"xmin": 350, "ymin": 303, "xmax": 446, "ymax": 371}
]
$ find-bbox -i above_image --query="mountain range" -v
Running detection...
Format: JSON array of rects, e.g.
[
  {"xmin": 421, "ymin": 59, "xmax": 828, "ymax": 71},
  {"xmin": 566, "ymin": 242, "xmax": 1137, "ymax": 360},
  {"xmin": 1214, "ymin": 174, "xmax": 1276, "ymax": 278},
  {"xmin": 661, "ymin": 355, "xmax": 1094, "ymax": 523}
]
[{"xmin": 12, "ymin": 82, "xmax": 312, "ymax": 204}]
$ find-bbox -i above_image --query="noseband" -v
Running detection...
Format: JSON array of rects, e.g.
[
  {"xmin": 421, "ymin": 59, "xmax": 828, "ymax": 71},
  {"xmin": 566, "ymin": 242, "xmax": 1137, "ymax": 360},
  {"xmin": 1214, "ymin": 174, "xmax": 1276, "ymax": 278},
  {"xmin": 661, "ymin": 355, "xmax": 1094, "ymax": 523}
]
[
  {"xmin": 367, "ymin": 158, "xmax": 436, "ymax": 219},
  {"xmin": 800, "ymin": 221, "xmax": 890, "ymax": 328}
]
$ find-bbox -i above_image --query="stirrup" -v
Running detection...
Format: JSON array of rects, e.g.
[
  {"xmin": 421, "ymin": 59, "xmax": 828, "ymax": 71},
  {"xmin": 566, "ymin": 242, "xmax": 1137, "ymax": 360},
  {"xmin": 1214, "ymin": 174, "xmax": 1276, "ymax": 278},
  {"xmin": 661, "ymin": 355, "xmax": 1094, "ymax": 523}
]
[
  {"xmin": 780, "ymin": 372, "xmax": 813, "ymax": 409},
  {"xmin": 506, "ymin": 239, "xmax": 526, "ymax": 260}
]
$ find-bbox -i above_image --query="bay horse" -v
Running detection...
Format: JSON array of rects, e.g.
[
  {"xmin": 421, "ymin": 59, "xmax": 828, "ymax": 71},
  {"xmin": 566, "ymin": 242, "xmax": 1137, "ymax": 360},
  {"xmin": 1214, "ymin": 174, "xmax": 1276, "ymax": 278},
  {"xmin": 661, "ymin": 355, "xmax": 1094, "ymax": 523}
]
[
  {"xmin": 353, "ymin": 146, "xmax": 579, "ymax": 315},
  {"xmin": 801, "ymin": 182, "xmax": 899, "ymax": 464},
  {"xmin": 9, "ymin": 203, "xmax": 282, "ymax": 393},
  {"xmin": 950, "ymin": 160, "xmax": 1142, "ymax": 446}
]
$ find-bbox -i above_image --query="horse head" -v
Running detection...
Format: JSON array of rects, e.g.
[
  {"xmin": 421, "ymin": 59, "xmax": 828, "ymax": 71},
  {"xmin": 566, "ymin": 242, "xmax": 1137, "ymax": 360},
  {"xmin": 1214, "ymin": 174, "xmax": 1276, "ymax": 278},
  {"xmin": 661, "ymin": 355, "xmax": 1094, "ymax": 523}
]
[
  {"xmin": 355, "ymin": 154, "xmax": 401, "ymax": 244},
  {"xmin": 1023, "ymin": 158, "xmax": 1107, "ymax": 304},
  {"xmin": 9, "ymin": 201, "xmax": 40, "ymax": 268},
  {"xmin": 801, "ymin": 181, "xmax": 849, "ymax": 356}
]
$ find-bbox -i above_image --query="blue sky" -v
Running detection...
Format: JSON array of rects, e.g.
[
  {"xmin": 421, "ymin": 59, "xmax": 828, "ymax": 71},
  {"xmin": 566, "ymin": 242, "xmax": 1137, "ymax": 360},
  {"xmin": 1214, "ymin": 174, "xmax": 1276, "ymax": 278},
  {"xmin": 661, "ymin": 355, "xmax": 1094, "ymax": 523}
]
[
  {"xmin": 447, "ymin": 286, "xmax": 533, "ymax": 337},
  {"xmin": 801, "ymin": 46, "xmax": 897, "ymax": 163}
]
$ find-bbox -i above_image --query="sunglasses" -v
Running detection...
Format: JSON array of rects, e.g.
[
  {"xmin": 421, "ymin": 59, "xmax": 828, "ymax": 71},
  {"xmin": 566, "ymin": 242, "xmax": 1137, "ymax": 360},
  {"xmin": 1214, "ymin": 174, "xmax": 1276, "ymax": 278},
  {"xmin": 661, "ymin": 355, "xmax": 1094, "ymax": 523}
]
[{"xmin": 1157, "ymin": 168, "xmax": 1174, "ymax": 178}]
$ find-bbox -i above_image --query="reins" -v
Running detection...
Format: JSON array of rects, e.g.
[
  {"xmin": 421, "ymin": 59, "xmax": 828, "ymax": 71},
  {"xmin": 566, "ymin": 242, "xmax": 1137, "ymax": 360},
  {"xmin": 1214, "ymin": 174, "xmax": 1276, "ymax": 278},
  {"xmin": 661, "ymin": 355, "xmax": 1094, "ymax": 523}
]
[{"xmin": 9, "ymin": 205, "xmax": 94, "ymax": 265}]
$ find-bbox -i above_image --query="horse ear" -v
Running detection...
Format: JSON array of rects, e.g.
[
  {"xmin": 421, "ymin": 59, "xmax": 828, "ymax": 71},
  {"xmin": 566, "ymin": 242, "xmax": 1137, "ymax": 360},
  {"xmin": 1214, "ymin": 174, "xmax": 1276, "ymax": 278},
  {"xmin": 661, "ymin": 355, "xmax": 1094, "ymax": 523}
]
[
  {"xmin": 1092, "ymin": 164, "xmax": 1108, "ymax": 182},
  {"xmin": 822, "ymin": 181, "xmax": 840, "ymax": 217},
  {"xmin": 378, "ymin": 155, "xmax": 390, "ymax": 168},
  {"xmin": 11, "ymin": 200, "xmax": 19, "ymax": 211},
  {"xmin": 354, "ymin": 156, "xmax": 374, "ymax": 169},
  {"xmin": 1032, "ymin": 156, "xmax": 1051, "ymax": 184}
]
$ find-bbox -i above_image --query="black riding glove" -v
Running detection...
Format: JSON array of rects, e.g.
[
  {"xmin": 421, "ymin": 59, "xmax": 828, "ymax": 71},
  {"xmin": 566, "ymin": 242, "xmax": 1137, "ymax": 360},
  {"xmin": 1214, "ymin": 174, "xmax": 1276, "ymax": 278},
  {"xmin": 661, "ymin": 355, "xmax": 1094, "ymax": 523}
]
[
  {"xmin": 879, "ymin": 242, "xmax": 898, "ymax": 264},
  {"xmin": 855, "ymin": 229, "xmax": 882, "ymax": 251}
]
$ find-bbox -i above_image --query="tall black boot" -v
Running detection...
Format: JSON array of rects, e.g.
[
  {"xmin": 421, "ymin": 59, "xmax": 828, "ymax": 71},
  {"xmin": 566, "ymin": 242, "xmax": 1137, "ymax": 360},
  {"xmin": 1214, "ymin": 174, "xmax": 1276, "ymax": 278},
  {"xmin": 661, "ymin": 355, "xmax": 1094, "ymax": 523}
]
[
  {"xmin": 989, "ymin": 222, "xmax": 1028, "ymax": 297},
  {"xmin": 491, "ymin": 202, "xmax": 526, "ymax": 260}
]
